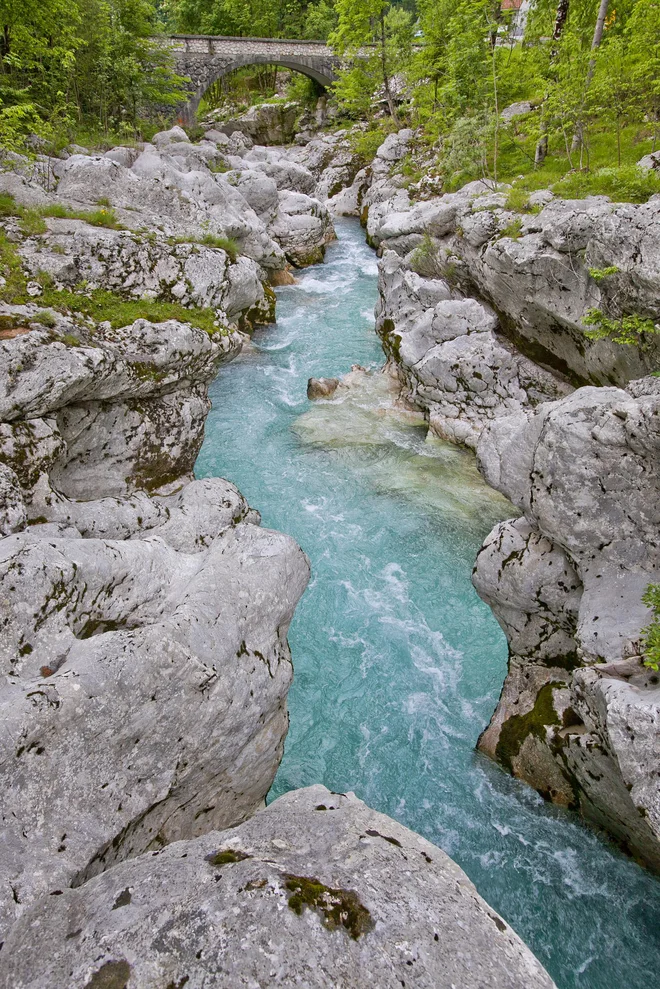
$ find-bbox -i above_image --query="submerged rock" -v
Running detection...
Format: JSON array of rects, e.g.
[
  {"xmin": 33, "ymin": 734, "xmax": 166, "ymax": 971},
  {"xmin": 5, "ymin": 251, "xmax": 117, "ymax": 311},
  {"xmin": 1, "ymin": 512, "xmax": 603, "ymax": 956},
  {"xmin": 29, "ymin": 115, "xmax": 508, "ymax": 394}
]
[{"xmin": 0, "ymin": 785, "xmax": 556, "ymax": 989}]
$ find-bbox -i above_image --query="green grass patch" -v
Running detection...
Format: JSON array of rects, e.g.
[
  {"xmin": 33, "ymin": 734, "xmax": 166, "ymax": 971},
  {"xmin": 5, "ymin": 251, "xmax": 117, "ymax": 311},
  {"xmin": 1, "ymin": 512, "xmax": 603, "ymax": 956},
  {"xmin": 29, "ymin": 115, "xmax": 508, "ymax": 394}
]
[
  {"xmin": 0, "ymin": 232, "xmax": 226, "ymax": 336},
  {"xmin": 551, "ymin": 166, "xmax": 660, "ymax": 204},
  {"xmin": 39, "ymin": 204, "xmax": 124, "ymax": 229},
  {"xmin": 498, "ymin": 217, "xmax": 524, "ymax": 240},
  {"xmin": 0, "ymin": 191, "xmax": 125, "ymax": 232},
  {"xmin": 198, "ymin": 233, "xmax": 239, "ymax": 261},
  {"xmin": 170, "ymin": 233, "xmax": 240, "ymax": 262},
  {"xmin": 37, "ymin": 287, "xmax": 227, "ymax": 336},
  {"xmin": 0, "ymin": 231, "xmax": 28, "ymax": 302}
]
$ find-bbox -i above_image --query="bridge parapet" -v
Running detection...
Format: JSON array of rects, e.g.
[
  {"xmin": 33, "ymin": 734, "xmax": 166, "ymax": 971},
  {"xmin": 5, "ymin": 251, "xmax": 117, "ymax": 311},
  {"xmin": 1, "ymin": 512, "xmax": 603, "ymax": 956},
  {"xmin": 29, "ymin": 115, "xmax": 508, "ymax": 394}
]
[{"xmin": 165, "ymin": 34, "xmax": 335, "ymax": 59}]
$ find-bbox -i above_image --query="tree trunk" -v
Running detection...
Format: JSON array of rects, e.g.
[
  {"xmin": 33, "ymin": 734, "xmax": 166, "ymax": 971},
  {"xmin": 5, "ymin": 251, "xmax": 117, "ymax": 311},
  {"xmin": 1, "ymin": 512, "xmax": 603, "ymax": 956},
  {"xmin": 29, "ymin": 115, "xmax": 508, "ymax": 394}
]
[
  {"xmin": 572, "ymin": 0, "xmax": 610, "ymax": 154},
  {"xmin": 553, "ymin": 0, "xmax": 570, "ymax": 42},
  {"xmin": 535, "ymin": 134, "xmax": 548, "ymax": 166},
  {"xmin": 379, "ymin": 11, "xmax": 398, "ymax": 124}
]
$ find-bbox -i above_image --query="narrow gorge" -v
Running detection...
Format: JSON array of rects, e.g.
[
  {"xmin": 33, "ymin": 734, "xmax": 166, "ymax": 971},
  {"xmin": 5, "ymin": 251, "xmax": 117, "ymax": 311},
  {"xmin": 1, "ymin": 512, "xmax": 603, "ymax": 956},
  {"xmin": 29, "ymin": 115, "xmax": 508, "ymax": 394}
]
[{"xmin": 0, "ymin": 83, "xmax": 658, "ymax": 989}]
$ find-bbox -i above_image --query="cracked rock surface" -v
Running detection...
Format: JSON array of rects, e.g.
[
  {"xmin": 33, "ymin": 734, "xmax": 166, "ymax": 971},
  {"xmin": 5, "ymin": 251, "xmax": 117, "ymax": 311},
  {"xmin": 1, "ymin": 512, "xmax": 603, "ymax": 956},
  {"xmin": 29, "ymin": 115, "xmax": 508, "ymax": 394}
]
[
  {"xmin": 0, "ymin": 292, "xmax": 311, "ymax": 937},
  {"xmin": 473, "ymin": 378, "xmax": 660, "ymax": 872},
  {"xmin": 0, "ymin": 785, "xmax": 555, "ymax": 989}
]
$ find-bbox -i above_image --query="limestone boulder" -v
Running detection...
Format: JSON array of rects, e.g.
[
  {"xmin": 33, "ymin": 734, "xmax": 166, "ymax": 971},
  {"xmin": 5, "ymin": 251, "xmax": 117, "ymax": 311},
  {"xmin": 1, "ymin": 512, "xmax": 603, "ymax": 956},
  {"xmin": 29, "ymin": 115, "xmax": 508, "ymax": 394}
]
[
  {"xmin": 0, "ymin": 515, "xmax": 309, "ymax": 937},
  {"xmin": 366, "ymin": 186, "xmax": 660, "ymax": 387},
  {"xmin": 220, "ymin": 101, "xmax": 301, "ymax": 145},
  {"xmin": 53, "ymin": 153, "xmax": 285, "ymax": 270},
  {"xmin": 0, "ymin": 315, "xmax": 241, "ymax": 499},
  {"xmin": 0, "ymin": 785, "xmax": 555, "ymax": 989},
  {"xmin": 269, "ymin": 191, "xmax": 336, "ymax": 267},
  {"xmin": 376, "ymin": 251, "xmax": 571, "ymax": 449}
]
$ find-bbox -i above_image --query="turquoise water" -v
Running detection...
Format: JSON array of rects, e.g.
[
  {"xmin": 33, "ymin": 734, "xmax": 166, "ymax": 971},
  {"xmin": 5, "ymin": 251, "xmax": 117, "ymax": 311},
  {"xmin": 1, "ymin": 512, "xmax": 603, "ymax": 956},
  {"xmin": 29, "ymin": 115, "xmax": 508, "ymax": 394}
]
[{"xmin": 197, "ymin": 219, "xmax": 660, "ymax": 989}]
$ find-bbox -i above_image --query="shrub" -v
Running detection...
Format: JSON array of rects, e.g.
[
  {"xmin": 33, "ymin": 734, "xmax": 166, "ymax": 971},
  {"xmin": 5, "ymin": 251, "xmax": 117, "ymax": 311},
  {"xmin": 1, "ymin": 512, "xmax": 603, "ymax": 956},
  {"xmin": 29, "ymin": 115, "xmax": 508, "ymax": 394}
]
[
  {"xmin": 582, "ymin": 308, "xmax": 659, "ymax": 347},
  {"xmin": 32, "ymin": 309, "xmax": 57, "ymax": 328},
  {"xmin": 588, "ymin": 266, "xmax": 620, "ymax": 283},
  {"xmin": 409, "ymin": 233, "xmax": 444, "ymax": 278},
  {"xmin": 641, "ymin": 585, "xmax": 660, "ymax": 671}
]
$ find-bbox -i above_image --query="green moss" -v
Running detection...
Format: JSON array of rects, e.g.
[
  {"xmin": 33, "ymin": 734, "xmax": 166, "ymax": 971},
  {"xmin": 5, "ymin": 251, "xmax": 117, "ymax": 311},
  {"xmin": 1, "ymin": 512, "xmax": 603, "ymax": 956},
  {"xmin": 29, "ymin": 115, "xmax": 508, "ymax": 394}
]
[
  {"xmin": 284, "ymin": 875, "xmax": 374, "ymax": 940},
  {"xmin": 206, "ymin": 848, "xmax": 251, "ymax": 866},
  {"xmin": 131, "ymin": 361, "xmax": 168, "ymax": 384},
  {"xmin": 495, "ymin": 681, "xmax": 562, "ymax": 775},
  {"xmin": 84, "ymin": 959, "xmax": 131, "ymax": 989}
]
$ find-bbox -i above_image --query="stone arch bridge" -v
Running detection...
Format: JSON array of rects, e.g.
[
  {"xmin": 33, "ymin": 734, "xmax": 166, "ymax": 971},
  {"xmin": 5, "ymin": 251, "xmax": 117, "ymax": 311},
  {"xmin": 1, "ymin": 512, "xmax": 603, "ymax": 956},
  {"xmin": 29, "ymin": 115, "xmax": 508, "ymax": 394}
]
[{"xmin": 162, "ymin": 35, "xmax": 340, "ymax": 122}]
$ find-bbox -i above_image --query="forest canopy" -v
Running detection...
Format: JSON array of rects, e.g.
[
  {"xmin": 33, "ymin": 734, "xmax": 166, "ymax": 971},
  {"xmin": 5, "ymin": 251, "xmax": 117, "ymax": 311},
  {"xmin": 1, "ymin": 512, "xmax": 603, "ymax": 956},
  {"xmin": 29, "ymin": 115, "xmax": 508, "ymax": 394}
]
[{"xmin": 0, "ymin": 0, "xmax": 658, "ymax": 205}]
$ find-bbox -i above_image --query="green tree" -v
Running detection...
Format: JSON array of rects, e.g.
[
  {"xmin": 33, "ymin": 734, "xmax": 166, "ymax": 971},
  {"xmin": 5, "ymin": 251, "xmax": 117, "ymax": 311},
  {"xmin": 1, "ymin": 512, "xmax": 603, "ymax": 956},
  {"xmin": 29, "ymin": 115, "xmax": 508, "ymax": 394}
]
[{"xmin": 330, "ymin": 0, "xmax": 413, "ymax": 121}]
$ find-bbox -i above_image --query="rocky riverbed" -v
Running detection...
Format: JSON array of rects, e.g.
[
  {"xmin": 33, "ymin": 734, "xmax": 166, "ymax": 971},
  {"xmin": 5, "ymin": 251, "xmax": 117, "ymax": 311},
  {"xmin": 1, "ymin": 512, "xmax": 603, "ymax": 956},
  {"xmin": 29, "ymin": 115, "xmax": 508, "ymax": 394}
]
[{"xmin": 0, "ymin": 125, "xmax": 563, "ymax": 986}]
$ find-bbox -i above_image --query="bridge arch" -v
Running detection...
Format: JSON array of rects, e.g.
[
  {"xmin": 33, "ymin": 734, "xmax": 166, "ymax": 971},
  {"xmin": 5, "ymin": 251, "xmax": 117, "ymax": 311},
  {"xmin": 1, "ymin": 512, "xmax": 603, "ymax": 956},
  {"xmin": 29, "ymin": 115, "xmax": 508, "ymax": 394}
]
[{"xmin": 164, "ymin": 36, "xmax": 340, "ymax": 123}]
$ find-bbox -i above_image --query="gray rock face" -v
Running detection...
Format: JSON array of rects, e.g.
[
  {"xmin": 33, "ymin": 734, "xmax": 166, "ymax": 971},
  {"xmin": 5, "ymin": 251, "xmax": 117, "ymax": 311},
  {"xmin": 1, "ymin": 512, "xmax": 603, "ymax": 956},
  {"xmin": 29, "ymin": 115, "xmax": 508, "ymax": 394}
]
[
  {"xmin": 366, "ymin": 185, "xmax": 660, "ymax": 386},
  {"xmin": 376, "ymin": 250, "xmax": 571, "ymax": 448},
  {"xmin": 1, "ymin": 136, "xmax": 337, "ymax": 279},
  {"xmin": 219, "ymin": 101, "xmax": 301, "ymax": 145},
  {"xmin": 18, "ymin": 219, "xmax": 271, "ymax": 320},
  {"xmin": 0, "ymin": 785, "xmax": 555, "ymax": 989},
  {"xmin": 473, "ymin": 377, "xmax": 660, "ymax": 872},
  {"xmin": 0, "ymin": 300, "xmax": 311, "ymax": 936},
  {"xmin": 270, "ymin": 190, "xmax": 336, "ymax": 267}
]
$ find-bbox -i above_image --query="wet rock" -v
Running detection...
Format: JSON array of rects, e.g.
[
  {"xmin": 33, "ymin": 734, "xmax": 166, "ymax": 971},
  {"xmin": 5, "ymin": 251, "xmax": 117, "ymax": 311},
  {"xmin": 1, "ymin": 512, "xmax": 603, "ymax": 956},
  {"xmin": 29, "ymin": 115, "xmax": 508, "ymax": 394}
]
[
  {"xmin": 0, "ymin": 785, "xmax": 556, "ymax": 989},
  {"xmin": 473, "ymin": 377, "xmax": 660, "ymax": 872},
  {"xmin": 308, "ymin": 376, "xmax": 340, "ymax": 399}
]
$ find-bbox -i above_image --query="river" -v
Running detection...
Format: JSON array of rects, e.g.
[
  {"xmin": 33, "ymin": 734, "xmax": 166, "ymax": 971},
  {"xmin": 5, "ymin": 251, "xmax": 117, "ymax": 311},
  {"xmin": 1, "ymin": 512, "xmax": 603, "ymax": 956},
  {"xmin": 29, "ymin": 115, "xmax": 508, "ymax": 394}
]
[{"xmin": 196, "ymin": 218, "xmax": 660, "ymax": 989}]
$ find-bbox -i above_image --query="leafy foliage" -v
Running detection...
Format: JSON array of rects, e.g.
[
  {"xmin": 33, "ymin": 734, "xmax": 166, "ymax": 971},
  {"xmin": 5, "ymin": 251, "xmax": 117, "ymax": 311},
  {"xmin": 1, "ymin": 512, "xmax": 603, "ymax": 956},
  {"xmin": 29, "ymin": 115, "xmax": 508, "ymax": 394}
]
[
  {"xmin": 641, "ymin": 584, "xmax": 660, "ymax": 671},
  {"xmin": 582, "ymin": 308, "xmax": 659, "ymax": 346},
  {"xmin": 0, "ymin": 0, "xmax": 188, "ymax": 148},
  {"xmin": 167, "ymin": 0, "xmax": 339, "ymax": 39}
]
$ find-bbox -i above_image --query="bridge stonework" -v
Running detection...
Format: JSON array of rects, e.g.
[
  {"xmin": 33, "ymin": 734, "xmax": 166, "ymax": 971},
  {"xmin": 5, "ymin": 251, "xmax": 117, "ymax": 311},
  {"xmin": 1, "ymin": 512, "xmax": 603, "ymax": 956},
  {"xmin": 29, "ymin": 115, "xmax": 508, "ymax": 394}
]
[{"xmin": 163, "ymin": 35, "xmax": 340, "ymax": 123}]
